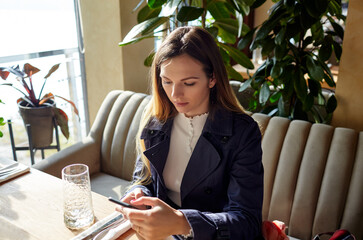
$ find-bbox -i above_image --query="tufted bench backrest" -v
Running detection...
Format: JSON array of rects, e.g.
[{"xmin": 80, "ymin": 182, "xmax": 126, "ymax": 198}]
[
  {"xmin": 252, "ymin": 113, "xmax": 363, "ymax": 240},
  {"xmin": 89, "ymin": 90, "xmax": 150, "ymax": 181}
]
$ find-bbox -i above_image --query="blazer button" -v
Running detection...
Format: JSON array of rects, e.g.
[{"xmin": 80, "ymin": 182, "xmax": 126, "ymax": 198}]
[
  {"xmin": 204, "ymin": 187, "xmax": 213, "ymax": 195},
  {"xmin": 221, "ymin": 136, "xmax": 229, "ymax": 143},
  {"xmin": 149, "ymin": 130, "xmax": 154, "ymax": 135}
]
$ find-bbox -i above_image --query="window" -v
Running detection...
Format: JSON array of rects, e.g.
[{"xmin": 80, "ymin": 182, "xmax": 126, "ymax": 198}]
[{"xmin": 0, "ymin": 0, "xmax": 88, "ymax": 164}]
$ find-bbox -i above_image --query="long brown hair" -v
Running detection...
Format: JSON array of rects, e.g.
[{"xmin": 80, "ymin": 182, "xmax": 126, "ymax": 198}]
[{"xmin": 134, "ymin": 26, "xmax": 245, "ymax": 186}]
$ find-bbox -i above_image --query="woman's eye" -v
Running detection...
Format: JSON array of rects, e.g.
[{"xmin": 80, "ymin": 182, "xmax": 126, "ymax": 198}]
[
  {"xmin": 184, "ymin": 82, "xmax": 195, "ymax": 86},
  {"xmin": 162, "ymin": 80, "xmax": 172, "ymax": 85}
]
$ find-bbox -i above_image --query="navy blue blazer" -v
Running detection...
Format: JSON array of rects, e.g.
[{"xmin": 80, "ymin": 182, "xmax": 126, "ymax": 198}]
[{"xmin": 131, "ymin": 107, "xmax": 263, "ymax": 240}]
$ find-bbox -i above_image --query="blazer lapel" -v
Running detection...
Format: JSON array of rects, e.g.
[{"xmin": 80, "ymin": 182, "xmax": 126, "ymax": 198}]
[
  {"xmin": 141, "ymin": 117, "xmax": 173, "ymax": 178},
  {"xmin": 143, "ymin": 139, "xmax": 170, "ymax": 178},
  {"xmin": 180, "ymin": 134, "xmax": 221, "ymax": 202}
]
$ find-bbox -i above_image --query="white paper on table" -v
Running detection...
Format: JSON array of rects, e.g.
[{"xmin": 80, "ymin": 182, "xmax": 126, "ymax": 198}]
[
  {"xmin": 93, "ymin": 219, "xmax": 131, "ymax": 240},
  {"xmin": 72, "ymin": 212, "xmax": 124, "ymax": 240},
  {"xmin": 0, "ymin": 162, "xmax": 30, "ymax": 183}
]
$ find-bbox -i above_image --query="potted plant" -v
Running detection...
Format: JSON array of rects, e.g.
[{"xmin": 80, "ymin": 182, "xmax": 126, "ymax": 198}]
[
  {"xmin": 240, "ymin": 0, "xmax": 345, "ymax": 123},
  {"xmin": 118, "ymin": 0, "xmax": 265, "ymax": 81},
  {"xmin": 0, "ymin": 63, "xmax": 79, "ymax": 147}
]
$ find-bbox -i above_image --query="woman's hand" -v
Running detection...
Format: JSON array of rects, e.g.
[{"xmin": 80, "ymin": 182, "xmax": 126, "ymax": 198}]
[
  {"xmin": 117, "ymin": 197, "xmax": 191, "ymax": 240},
  {"xmin": 118, "ymin": 188, "xmax": 148, "ymax": 210}
]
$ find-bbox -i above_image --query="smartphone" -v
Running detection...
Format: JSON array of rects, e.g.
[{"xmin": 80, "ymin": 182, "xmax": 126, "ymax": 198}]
[{"xmin": 108, "ymin": 197, "xmax": 138, "ymax": 209}]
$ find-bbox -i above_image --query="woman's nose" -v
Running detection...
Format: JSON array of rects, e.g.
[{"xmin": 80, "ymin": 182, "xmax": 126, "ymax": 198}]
[{"xmin": 171, "ymin": 85, "xmax": 183, "ymax": 98}]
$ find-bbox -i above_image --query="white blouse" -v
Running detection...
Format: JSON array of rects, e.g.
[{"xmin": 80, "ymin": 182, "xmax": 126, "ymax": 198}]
[{"xmin": 163, "ymin": 112, "xmax": 209, "ymax": 206}]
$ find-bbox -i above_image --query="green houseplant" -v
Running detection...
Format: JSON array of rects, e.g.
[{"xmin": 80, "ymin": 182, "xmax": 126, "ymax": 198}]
[
  {"xmin": 119, "ymin": 0, "xmax": 266, "ymax": 81},
  {"xmin": 240, "ymin": 0, "xmax": 345, "ymax": 123},
  {"xmin": 0, "ymin": 63, "xmax": 79, "ymax": 147}
]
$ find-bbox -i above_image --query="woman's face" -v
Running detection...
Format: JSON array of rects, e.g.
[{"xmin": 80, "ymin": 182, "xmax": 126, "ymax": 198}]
[{"xmin": 160, "ymin": 54, "xmax": 216, "ymax": 117}]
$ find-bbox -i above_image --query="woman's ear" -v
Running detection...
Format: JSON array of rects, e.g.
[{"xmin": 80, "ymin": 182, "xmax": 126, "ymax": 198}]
[{"xmin": 209, "ymin": 75, "xmax": 216, "ymax": 88}]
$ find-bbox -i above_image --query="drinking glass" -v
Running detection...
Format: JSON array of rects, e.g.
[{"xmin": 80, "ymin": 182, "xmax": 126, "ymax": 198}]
[{"xmin": 62, "ymin": 163, "xmax": 94, "ymax": 229}]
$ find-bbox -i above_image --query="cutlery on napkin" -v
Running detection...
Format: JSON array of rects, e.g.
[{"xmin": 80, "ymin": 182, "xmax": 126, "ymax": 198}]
[
  {"xmin": 0, "ymin": 162, "xmax": 30, "ymax": 183},
  {"xmin": 71, "ymin": 211, "xmax": 130, "ymax": 240},
  {"xmin": 93, "ymin": 219, "xmax": 131, "ymax": 240}
]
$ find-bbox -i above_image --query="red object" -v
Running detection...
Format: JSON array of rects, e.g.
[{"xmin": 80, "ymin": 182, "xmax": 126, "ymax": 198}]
[
  {"xmin": 331, "ymin": 229, "xmax": 352, "ymax": 239},
  {"xmin": 0, "ymin": 70, "xmax": 10, "ymax": 80},
  {"xmin": 313, "ymin": 229, "xmax": 356, "ymax": 240},
  {"xmin": 262, "ymin": 220, "xmax": 289, "ymax": 240}
]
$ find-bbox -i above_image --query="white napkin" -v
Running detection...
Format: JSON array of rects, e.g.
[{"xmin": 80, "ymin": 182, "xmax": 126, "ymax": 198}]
[
  {"xmin": 71, "ymin": 212, "xmax": 123, "ymax": 240},
  {"xmin": 93, "ymin": 219, "xmax": 131, "ymax": 240},
  {"xmin": 95, "ymin": 220, "xmax": 175, "ymax": 240},
  {"xmin": 0, "ymin": 162, "xmax": 30, "ymax": 183}
]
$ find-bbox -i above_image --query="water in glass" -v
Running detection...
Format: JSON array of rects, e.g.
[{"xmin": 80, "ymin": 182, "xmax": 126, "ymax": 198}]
[{"xmin": 62, "ymin": 163, "xmax": 94, "ymax": 229}]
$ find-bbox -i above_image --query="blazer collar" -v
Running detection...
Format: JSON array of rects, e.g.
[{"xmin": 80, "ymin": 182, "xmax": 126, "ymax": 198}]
[
  {"xmin": 140, "ymin": 116, "xmax": 173, "ymax": 139},
  {"xmin": 203, "ymin": 107, "xmax": 233, "ymax": 137}
]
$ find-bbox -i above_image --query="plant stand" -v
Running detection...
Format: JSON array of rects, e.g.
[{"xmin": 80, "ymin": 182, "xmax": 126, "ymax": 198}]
[{"xmin": 7, "ymin": 119, "xmax": 60, "ymax": 165}]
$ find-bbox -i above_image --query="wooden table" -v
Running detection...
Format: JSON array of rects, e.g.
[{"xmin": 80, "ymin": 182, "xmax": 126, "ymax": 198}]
[{"xmin": 0, "ymin": 158, "xmax": 137, "ymax": 240}]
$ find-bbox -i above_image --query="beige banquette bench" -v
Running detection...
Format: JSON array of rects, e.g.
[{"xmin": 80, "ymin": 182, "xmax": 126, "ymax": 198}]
[{"xmin": 33, "ymin": 90, "xmax": 363, "ymax": 240}]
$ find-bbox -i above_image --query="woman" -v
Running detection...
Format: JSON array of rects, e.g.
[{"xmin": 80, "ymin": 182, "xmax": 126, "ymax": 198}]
[{"xmin": 116, "ymin": 26, "xmax": 263, "ymax": 240}]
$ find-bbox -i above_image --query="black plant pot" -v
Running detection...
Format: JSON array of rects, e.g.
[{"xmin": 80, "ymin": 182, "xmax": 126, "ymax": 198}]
[{"xmin": 18, "ymin": 100, "xmax": 55, "ymax": 148}]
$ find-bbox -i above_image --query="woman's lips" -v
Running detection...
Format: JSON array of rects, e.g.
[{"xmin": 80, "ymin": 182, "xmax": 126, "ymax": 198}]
[{"xmin": 174, "ymin": 102, "xmax": 188, "ymax": 107}]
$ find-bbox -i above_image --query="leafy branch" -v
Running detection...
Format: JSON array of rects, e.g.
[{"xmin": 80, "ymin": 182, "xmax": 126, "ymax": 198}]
[
  {"xmin": 119, "ymin": 0, "xmax": 265, "ymax": 81},
  {"xmin": 241, "ymin": 0, "xmax": 345, "ymax": 123}
]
